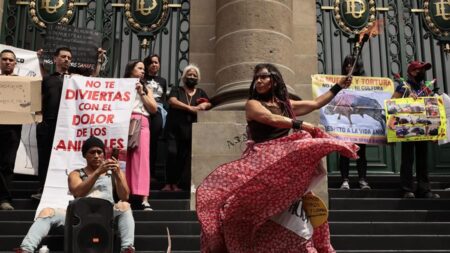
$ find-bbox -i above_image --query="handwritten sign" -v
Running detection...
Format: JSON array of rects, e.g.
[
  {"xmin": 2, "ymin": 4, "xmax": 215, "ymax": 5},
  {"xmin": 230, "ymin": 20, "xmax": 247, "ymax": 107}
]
[
  {"xmin": 302, "ymin": 193, "xmax": 328, "ymax": 228},
  {"xmin": 0, "ymin": 76, "xmax": 41, "ymax": 124},
  {"xmin": 43, "ymin": 24, "xmax": 101, "ymax": 70}
]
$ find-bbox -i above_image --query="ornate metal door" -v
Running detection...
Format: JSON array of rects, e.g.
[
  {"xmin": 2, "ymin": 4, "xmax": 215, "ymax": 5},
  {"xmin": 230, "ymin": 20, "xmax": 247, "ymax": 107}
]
[
  {"xmin": 316, "ymin": 0, "xmax": 450, "ymax": 174},
  {"xmin": 1, "ymin": 0, "xmax": 190, "ymax": 87}
]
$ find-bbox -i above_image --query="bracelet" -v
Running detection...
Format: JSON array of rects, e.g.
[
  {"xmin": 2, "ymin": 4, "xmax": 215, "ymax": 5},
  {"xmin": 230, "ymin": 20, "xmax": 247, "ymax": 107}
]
[
  {"xmin": 292, "ymin": 119, "xmax": 303, "ymax": 130},
  {"xmin": 329, "ymin": 84, "xmax": 342, "ymax": 95}
]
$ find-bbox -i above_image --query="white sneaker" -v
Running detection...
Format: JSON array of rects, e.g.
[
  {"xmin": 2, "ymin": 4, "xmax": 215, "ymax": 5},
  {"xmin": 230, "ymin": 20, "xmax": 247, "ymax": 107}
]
[
  {"xmin": 141, "ymin": 202, "xmax": 153, "ymax": 211},
  {"xmin": 0, "ymin": 202, "xmax": 14, "ymax": 210},
  {"xmin": 340, "ymin": 180, "xmax": 350, "ymax": 190}
]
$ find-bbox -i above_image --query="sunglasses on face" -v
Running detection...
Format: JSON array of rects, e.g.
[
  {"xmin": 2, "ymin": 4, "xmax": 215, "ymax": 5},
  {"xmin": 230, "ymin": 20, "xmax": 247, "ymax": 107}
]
[{"xmin": 255, "ymin": 73, "xmax": 271, "ymax": 80}]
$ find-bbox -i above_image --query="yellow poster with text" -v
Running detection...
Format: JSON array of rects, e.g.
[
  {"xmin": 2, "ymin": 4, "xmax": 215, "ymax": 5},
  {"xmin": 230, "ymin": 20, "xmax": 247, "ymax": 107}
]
[
  {"xmin": 312, "ymin": 74, "xmax": 394, "ymax": 144},
  {"xmin": 385, "ymin": 96, "xmax": 447, "ymax": 142}
]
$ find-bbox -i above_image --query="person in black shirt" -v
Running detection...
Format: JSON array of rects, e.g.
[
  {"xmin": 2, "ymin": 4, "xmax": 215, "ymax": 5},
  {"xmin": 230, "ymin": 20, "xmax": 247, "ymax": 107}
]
[
  {"xmin": 163, "ymin": 64, "xmax": 211, "ymax": 191},
  {"xmin": 143, "ymin": 54, "xmax": 167, "ymax": 182},
  {"xmin": 0, "ymin": 49, "xmax": 21, "ymax": 210},
  {"xmin": 34, "ymin": 47, "xmax": 72, "ymax": 199}
]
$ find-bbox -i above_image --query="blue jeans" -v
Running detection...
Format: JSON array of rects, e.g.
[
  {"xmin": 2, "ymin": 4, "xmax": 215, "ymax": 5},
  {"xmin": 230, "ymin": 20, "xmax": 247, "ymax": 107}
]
[{"xmin": 20, "ymin": 205, "xmax": 135, "ymax": 251}]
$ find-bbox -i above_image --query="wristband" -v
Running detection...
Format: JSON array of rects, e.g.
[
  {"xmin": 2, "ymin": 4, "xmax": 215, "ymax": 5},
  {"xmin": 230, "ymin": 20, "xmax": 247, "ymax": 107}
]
[
  {"xmin": 330, "ymin": 83, "xmax": 342, "ymax": 95},
  {"xmin": 292, "ymin": 119, "xmax": 303, "ymax": 130}
]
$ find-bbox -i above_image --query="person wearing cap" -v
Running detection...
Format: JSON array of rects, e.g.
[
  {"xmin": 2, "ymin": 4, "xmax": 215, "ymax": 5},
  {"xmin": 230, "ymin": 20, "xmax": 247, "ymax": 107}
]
[
  {"xmin": 391, "ymin": 60, "xmax": 439, "ymax": 199},
  {"xmin": 16, "ymin": 136, "xmax": 136, "ymax": 253},
  {"xmin": 0, "ymin": 49, "xmax": 21, "ymax": 211}
]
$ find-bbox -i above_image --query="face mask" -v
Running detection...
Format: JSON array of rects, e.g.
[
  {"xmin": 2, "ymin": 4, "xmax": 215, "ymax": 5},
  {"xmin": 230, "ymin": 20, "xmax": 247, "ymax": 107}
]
[
  {"xmin": 185, "ymin": 78, "xmax": 198, "ymax": 88},
  {"xmin": 415, "ymin": 72, "xmax": 426, "ymax": 82}
]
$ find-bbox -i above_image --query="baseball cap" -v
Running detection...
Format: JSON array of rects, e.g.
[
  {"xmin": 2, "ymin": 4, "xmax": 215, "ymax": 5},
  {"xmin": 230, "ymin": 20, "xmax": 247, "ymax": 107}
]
[{"xmin": 407, "ymin": 61, "xmax": 431, "ymax": 74}]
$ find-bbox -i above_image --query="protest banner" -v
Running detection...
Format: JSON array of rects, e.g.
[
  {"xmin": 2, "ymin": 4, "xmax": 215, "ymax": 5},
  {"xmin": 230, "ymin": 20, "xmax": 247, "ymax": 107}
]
[
  {"xmin": 36, "ymin": 75, "xmax": 136, "ymax": 216},
  {"xmin": 312, "ymin": 74, "xmax": 394, "ymax": 144},
  {"xmin": 42, "ymin": 24, "xmax": 101, "ymax": 71},
  {"xmin": 0, "ymin": 44, "xmax": 41, "ymax": 175},
  {"xmin": 385, "ymin": 96, "xmax": 447, "ymax": 142}
]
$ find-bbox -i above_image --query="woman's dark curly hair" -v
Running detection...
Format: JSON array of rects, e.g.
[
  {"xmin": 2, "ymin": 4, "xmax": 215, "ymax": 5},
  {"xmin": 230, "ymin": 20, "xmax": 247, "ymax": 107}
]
[
  {"xmin": 342, "ymin": 54, "xmax": 365, "ymax": 76},
  {"xmin": 249, "ymin": 63, "xmax": 295, "ymax": 119}
]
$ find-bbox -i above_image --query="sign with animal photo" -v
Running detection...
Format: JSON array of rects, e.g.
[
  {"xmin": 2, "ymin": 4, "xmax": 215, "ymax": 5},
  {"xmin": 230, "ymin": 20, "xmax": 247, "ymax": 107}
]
[
  {"xmin": 385, "ymin": 96, "xmax": 447, "ymax": 142},
  {"xmin": 312, "ymin": 74, "xmax": 394, "ymax": 144}
]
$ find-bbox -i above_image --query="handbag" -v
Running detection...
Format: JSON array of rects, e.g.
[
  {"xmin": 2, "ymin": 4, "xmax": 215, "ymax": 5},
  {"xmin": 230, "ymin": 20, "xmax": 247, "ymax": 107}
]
[{"xmin": 128, "ymin": 118, "xmax": 141, "ymax": 149}]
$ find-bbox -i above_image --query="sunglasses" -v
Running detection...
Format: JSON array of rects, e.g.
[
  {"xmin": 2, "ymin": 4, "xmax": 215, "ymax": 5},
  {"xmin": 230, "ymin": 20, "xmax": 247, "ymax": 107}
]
[{"xmin": 255, "ymin": 73, "xmax": 271, "ymax": 80}]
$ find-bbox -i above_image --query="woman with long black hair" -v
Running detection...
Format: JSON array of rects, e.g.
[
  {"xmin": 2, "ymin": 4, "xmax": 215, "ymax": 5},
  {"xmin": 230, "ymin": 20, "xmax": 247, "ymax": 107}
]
[
  {"xmin": 197, "ymin": 63, "xmax": 357, "ymax": 252},
  {"xmin": 338, "ymin": 55, "xmax": 371, "ymax": 190}
]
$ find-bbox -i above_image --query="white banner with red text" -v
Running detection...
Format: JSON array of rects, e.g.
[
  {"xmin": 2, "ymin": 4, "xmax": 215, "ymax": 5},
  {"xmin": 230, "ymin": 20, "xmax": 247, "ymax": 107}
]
[{"xmin": 36, "ymin": 75, "xmax": 136, "ymax": 216}]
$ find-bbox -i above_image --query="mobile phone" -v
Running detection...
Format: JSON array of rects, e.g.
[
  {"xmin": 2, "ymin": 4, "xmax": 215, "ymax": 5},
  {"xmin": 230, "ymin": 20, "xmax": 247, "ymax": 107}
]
[{"xmin": 111, "ymin": 147, "xmax": 120, "ymax": 160}]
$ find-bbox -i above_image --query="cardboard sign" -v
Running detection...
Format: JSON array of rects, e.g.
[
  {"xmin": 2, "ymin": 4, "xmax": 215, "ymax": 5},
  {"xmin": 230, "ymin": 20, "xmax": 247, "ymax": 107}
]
[
  {"xmin": 385, "ymin": 96, "xmax": 447, "ymax": 142},
  {"xmin": 0, "ymin": 76, "xmax": 42, "ymax": 124}
]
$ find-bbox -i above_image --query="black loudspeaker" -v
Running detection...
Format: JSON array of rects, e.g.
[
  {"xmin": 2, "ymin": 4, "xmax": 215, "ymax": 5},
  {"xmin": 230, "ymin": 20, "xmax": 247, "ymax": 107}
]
[{"xmin": 65, "ymin": 197, "xmax": 114, "ymax": 253}]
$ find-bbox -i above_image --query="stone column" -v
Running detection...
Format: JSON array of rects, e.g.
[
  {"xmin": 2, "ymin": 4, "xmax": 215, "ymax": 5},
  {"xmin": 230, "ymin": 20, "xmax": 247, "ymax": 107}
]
[
  {"xmin": 0, "ymin": 0, "xmax": 4, "ymax": 32},
  {"xmin": 213, "ymin": 0, "xmax": 295, "ymax": 110}
]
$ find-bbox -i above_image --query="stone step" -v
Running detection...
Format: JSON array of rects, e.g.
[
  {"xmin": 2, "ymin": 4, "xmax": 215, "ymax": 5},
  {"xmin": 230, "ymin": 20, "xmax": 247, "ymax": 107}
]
[
  {"xmin": 0, "ymin": 221, "xmax": 200, "ymax": 236},
  {"xmin": 0, "ymin": 235, "xmax": 200, "ymax": 251},
  {"xmin": 328, "ymin": 181, "xmax": 450, "ymax": 190},
  {"xmin": 331, "ymin": 235, "xmax": 450, "ymax": 250},
  {"xmin": 9, "ymin": 189, "xmax": 190, "ymax": 199},
  {"xmin": 10, "ymin": 199, "xmax": 190, "ymax": 210},
  {"xmin": 336, "ymin": 251, "xmax": 450, "ymax": 253},
  {"xmin": 11, "ymin": 180, "xmax": 169, "ymax": 191},
  {"xmin": 329, "ymin": 189, "xmax": 450, "ymax": 198},
  {"xmin": 330, "ymin": 198, "xmax": 450, "ymax": 210},
  {"xmin": 329, "ymin": 210, "xmax": 450, "ymax": 222},
  {"xmin": 0, "ymin": 210, "xmax": 197, "ymax": 222},
  {"xmin": 329, "ymin": 221, "xmax": 450, "ymax": 235}
]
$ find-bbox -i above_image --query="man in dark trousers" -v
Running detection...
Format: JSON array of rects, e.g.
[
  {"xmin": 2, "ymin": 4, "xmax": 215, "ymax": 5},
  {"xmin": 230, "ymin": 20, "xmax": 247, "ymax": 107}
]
[
  {"xmin": 34, "ymin": 47, "xmax": 73, "ymax": 199},
  {"xmin": 0, "ymin": 49, "xmax": 22, "ymax": 210},
  {"xmin": 391, "ymin": 60, "xmax": 440, "ymax": 199}
]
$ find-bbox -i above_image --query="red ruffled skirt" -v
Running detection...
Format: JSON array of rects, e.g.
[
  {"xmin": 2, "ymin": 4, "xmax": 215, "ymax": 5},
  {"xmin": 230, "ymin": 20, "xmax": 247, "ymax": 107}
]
[{"xmin": 196, "ymin": 128, "xmax": 359, "ymax": 253}]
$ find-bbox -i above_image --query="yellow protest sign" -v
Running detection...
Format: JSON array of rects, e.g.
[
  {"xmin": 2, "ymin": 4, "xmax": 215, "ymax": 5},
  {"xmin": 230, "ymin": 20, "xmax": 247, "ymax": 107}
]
[{"xmin": 385, "ymin": 96, "xmax": 447, "ymax": 142}]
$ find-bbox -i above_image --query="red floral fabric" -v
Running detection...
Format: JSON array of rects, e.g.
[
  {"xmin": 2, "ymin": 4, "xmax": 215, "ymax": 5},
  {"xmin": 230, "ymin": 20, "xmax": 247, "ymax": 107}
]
[{"xmin": 196, "ymin": 128, "xmax": 358, "ymax": 253}]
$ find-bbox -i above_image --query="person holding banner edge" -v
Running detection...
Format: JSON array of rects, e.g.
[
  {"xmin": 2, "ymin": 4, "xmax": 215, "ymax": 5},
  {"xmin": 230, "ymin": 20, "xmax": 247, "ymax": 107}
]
[
  {"xmin": 124, "ymin": 60, "xmax": 158, "ymax": 211},
  {"xmin": 0, "ymin": 49, "xmax": 21, "ymax": 211},
  {"xmin": 338, "ymin": 55, "xmax": 371, "ymax": 190},
  {"xmin": 15, "ymin": 136, "xmax": 136, "ymax": 253},
  {"xmin": 33, "ymin": 47, "xmax": 106, "ymax": 200},
  {"xmin": 391, "ymin": 61, "xmax": 440, "ymax": 199},
  {"xmin": 197, "ymin": 63, "xmax": 357, "ymax": 252}
]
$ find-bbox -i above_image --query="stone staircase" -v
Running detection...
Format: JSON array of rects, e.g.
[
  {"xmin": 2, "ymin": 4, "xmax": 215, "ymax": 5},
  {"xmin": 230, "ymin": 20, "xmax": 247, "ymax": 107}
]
[
  {"xmin": 2, "ymin": 174, "xmax": 450, "ymax": 252},
  {"xmin": 0, "ymin": 175, "xmax": 200, "ymax": 253},
  {"xmin": 328, "ymin": 174, "xmax": 450, "ymax": 253}
]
